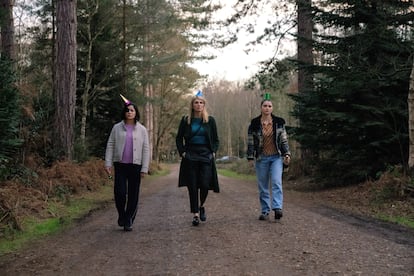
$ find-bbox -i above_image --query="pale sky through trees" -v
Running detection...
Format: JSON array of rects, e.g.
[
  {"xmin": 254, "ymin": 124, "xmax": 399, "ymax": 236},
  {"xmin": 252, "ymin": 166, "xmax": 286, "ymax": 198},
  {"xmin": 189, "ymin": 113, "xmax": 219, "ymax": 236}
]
[
  {"xmin": 191, "ymin": 34, "xmax": 277, "ymax": 82},
  {"xmin": 12, "ymin": 0, "xmax": 294, "ymax": 82},
  {"xmin": 190, "ymin": 0, "xmax": 296, "ymax": 82}
]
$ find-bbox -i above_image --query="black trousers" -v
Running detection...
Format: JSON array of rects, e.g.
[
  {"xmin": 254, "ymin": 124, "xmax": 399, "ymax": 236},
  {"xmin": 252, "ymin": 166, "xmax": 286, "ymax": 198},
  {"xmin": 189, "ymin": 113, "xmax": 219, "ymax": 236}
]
[
  {"xmin": 113, "ymin": 162, "xmax": 142, "ymax": 224},
  {"xmin": 186, "ymin": 159, "xmax": 211, "ymax": 213}
]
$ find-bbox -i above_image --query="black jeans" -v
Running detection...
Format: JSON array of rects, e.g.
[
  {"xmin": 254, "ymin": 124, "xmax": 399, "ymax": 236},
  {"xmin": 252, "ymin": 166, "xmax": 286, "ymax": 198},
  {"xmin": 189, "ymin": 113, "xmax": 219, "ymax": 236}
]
[{"xmin": 113, "ymin": 162, "xmax": 142, "ymax": 224}]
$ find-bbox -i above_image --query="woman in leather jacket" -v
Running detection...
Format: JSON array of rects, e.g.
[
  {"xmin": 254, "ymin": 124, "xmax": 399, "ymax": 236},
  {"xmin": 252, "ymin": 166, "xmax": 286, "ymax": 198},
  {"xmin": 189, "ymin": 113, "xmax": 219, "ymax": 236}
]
[{"xmin": 247, "ymin": 96, "xmax": 291, "ymax": 221}]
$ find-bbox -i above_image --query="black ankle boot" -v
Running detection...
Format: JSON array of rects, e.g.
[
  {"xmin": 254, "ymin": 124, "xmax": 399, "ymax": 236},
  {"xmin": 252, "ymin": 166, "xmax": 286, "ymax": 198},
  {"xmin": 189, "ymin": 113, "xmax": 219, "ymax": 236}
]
[
  {"xmin": 124, "ymin": 218, "xmax": 133, "ymax": 231},
  {"xmin": 199, "ymin": 207, "xmax": 206, "ymax": 221},
  {"xmin": 192, "ymin": 216, "xmax": 200, "ymax": 226},
  {"xmin": 274, "ymin": 209, "xmax": 283, "ymax": 220}
]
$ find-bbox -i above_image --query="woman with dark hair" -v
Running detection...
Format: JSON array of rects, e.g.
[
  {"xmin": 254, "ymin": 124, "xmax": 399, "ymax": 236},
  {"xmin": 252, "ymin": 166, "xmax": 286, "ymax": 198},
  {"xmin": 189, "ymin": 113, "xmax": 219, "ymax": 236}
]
[
  {"xmin": 247, "ymin": 93, "xmax": 291, "ymax": 221},
  {"xmin": 105, "ymin": 95, "xmax": 150, "ymax": 231},
  {"xmin": 176, "ymin": 91, "xmax": 220, "ymax": 226}
]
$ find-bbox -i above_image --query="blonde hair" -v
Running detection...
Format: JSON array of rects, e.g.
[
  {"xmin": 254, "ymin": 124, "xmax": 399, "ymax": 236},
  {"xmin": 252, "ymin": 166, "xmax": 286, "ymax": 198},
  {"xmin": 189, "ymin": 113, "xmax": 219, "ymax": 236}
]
[{"xmin": 187, "ymin": 96, "xmax": 209, "ymax": 124}]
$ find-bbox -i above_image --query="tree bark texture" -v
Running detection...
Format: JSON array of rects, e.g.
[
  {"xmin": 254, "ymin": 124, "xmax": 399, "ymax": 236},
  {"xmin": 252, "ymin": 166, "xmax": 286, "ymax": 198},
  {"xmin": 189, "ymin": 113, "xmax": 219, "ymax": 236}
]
[
  {"xmin": 408, "ymin": 55, "xmax": 414, "ymax": 169},
  {"xmin": 121, "ymin": 0, "xmax": 127, "ymax": 95},
  {"xmin": 297, "ymin": 0, "xmax": 313, "ymax": 172},
  {"xmin": 79, "ymin": 1, "xmax": 99, "ymax": 148},
  {"xmin": 55, "ymin": 0, "xmax": 77, "ymax": 160},
  {"xmin": 144, "ymin": 83, "xmax": 154, "ymax": 161},
  {"xmin": 0, "ymin": 0, "xmax": 15, "ymax": 60},
  {"xmin": 297, "ymin": 0, "xmax": 313, "ymax": 95}
]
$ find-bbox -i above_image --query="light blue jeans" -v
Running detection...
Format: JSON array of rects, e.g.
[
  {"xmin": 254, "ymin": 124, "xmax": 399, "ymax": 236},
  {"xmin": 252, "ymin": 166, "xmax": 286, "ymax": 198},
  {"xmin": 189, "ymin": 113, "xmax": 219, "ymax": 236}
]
[{"xmin": 255, "ymin": 154, "xmax": 283, "ymax": 214}]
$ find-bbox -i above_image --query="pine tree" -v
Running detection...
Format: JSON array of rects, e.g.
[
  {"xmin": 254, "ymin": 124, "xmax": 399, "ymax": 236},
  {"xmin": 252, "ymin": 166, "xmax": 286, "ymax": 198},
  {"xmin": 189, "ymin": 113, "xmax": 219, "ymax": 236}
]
[
  {"xmin": 0, "ymin": 57, "xmax": 22, "ymax": 178},
  {"xmin": 292, "ymin": 0, "xmax": 414, "ymax": 185}
]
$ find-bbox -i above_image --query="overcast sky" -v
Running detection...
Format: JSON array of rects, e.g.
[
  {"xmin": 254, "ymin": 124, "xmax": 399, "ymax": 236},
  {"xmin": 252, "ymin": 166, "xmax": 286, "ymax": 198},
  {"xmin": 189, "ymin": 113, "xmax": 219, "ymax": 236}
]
[
  {"xmin": 190, "ymin": 38, "xmax": 276, "ymax": 82},
  {"xmin": 189, "ymin": 1, "xmax": 295, "ymax": 82}
]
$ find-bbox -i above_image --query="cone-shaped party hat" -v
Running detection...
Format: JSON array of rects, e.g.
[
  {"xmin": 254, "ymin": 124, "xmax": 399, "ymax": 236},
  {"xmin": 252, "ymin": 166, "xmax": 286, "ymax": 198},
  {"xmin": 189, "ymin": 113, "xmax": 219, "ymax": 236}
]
[
  {"xmin": 120, "ymin": 94, "xmax": 131, "ymax": 105},
  {"xmin": 263, "ymin": 93, "xmax": 271, "ymax": 100}
]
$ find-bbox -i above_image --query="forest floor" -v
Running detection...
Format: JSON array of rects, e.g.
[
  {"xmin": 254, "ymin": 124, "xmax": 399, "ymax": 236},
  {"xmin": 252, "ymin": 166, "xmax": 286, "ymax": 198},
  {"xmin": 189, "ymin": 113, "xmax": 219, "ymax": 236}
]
[{"xmin": 0, "ymin": 162, "xmax": 413, "ymax": 275}]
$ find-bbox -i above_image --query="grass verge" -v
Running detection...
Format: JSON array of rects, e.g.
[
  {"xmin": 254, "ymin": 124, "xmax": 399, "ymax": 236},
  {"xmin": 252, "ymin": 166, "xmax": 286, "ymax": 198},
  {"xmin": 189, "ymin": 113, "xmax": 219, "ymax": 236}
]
[
  {"xmin": 0, "ymin": 160, "xmax": 170, "ymax": 256},
  {"xmin": 0, "ymin": 168, "xmax": 169, "ymax": 256},
  {"xmin": 376, "ymin": 214, "xmax": 414, "ymax": 229},
  {"xmin": 0, "ymin": 184, "xmax": 113, "ymax": 256},
  {"xmin": 217, "ymin": 169, "xmax": 256, "ymax": 181},
  {"xmin": 218, "ymin": 167, "xmax": 414, "ymax": 230}
]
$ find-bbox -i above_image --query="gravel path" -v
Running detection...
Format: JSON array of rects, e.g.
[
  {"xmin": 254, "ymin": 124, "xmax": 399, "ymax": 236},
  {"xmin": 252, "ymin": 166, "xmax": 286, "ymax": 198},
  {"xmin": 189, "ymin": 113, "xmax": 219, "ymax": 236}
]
[{"xmin": 1, "ymin": 163, "xmax": 413, "ymax": 275}]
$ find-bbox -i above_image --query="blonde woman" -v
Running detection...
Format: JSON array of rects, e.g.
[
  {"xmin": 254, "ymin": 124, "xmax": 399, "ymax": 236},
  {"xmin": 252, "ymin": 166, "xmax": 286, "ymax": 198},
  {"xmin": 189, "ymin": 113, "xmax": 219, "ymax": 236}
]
[{"xmin": 176, "ymin": 91, "xmax": 220, "ymax": 226}]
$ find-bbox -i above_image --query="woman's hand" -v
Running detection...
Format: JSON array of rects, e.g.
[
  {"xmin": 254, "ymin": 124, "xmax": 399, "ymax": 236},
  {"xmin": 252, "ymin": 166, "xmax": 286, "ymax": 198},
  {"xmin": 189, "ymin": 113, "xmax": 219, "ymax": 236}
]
[
  {"xmin": 105, "ymin": 167, "xmax": 112, "ymax": 179},
  {"xmin": 283, "ymin": 155, "xmax": 291, "ymax": 166}
]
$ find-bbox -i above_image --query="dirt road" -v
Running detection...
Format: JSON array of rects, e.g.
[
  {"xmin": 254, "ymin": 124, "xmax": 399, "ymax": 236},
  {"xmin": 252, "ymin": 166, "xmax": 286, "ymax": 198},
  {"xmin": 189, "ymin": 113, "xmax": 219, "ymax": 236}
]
[{"xmin": 1, "ymin": 163, "xmax": 413, "ymax": 275}]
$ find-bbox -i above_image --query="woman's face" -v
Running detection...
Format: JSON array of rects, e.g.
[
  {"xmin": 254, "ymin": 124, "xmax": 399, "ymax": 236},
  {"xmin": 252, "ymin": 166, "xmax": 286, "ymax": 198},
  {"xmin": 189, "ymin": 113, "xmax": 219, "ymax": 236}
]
[
  {"xmin": 192, "ymin": 98, "xmax": 205, "ymax": 113},
  {"xmin": 261, "ymin": 100, "xmax": 273, "ymax": 116},
  {"xmin": 125, "ymin": 105, "xmax": 136, "ymax": 120}
]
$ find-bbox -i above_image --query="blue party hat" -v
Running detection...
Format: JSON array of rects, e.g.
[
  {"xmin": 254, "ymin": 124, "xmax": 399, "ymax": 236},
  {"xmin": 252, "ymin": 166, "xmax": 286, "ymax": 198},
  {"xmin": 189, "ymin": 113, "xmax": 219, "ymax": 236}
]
[{"xmin": 195, "ymin": 90, "xmax": 203, "ymax": 97}]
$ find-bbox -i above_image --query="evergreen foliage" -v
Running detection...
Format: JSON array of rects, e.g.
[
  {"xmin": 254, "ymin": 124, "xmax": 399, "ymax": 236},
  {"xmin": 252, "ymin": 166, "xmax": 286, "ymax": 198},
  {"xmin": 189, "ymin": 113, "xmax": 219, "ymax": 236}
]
[
  {"xmin": 246, "ymin": 57, "xmax": 297, "ymax": 127},
  {"xmin": 17, "ymin": 0, "xmax": 56, "ymax": 165},
  {"xmin": 292, "ymin": 0, "xmax": 414, "ymax": 185},
  {"xmin": 76, "ymin": 0, "xmax": 123, "ymax": 158},
  {"xmin": 247, "ymin": 58, "xmax": 295, "ymax": 92},
  {"xmin": 0, "ymin": 57, "xmax": 22, "ymax": 178},
  {"xmin": 17, "ymin": 0, "xmax": 212, "ymax": 162}
]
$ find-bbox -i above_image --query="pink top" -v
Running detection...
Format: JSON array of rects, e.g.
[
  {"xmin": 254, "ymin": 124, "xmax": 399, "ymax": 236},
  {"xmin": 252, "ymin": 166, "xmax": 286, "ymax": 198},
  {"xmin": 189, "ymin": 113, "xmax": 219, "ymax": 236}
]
[{"xmin": 121, "ymin": 124, "xmax": 134, "ymax": 163}]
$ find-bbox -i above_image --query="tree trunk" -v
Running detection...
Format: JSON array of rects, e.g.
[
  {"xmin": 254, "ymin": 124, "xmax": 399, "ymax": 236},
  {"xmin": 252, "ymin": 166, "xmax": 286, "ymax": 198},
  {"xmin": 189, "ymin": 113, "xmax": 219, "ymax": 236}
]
[
  {"xmin": 55, "ymin": 0, "xmax": 77, "ymax": 160},
  {"xmin": 144, "ymin": 82, "xmax": 154, "ymax": 161},
  {"xmin": 79, "ymin": 1, "xmax": 99, "ymax": 148},
  {"xmin": 121, "ymin": 0, "xmax": 127, "ymax": 95},
  {"xmin": 80, "ymin": 30, "xmax": 92, "ymax": 149},
  {"xmin": 297, "ymin": 0, "xmax": 313, "ymax": 94},
  {"xmin": 226, "ymin": 111, "xmax": 232, "ymax": 156},
  {"xmin": 297, "ymin": 0, "xmax": 313, "ymax": 173},
  {"xmin": 52, "ymin": 0, "xmax": 57, "ymax": 106},
  {"xmin": 0, "ymin": 0, "xmax": 15, "ymax": 60},
  {"xmin": 143, "ymin": 12, "xmax": 153, "ymax": 161},
  {"xmin": 408, "ymin": 55, "xmax": 414, "ymax": 170}
]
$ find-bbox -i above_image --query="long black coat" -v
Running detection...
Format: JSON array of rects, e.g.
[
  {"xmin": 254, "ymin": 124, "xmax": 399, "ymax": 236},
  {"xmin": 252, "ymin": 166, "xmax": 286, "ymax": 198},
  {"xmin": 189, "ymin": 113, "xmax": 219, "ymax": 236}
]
[{"xmin": 176, "ymin": 116, "xmax": 220, "ymax": 193}]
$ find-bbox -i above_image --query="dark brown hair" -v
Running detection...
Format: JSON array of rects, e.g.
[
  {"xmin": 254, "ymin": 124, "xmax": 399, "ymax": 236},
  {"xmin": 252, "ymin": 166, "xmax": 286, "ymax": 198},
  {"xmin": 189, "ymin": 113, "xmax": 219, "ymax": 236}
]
[{"xmin": 121, "ymin": 103, "xmax": 140, "ymax": 122}]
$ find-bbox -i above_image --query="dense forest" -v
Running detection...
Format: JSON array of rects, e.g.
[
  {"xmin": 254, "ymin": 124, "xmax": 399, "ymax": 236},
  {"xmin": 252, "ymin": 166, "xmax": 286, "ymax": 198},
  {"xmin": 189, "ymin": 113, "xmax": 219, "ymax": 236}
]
[{"xmin": 0, "ymin": 0, "xmax": 413, "ymax": 232}]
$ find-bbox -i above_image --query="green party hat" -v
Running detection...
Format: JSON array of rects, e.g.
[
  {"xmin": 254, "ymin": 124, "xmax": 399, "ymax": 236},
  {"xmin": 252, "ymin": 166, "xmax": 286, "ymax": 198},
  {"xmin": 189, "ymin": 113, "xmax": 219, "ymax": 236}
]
[{"xmin": 263, "ymin": 93, "xmax": 271, "ymax": 100}]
